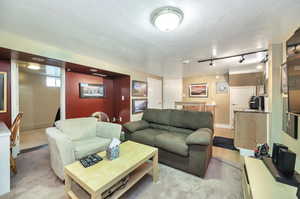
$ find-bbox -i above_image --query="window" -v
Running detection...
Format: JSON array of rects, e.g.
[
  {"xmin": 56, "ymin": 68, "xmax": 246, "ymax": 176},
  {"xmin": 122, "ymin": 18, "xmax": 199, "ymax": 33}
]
[{"xmin": 46, "ymin": 77, "xmax": 61, "ymax": 87}]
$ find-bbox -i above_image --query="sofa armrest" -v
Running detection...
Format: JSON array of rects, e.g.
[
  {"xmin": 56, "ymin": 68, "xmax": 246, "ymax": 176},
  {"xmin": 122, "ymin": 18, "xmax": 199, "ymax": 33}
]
[
  {"xmin": 186, "ymin": 128, "xmax": 213, "ymax": 146},
  {"xmin": 46, "ymin": 127, "xmax": 75, "ymax": 180},
  {"xmin": 96, "ymin": 122, "xmax": 122, "ymax": 139},
  {"xmin": 123, "ymin": 120, "xmax": 149, "ymax": 134}
]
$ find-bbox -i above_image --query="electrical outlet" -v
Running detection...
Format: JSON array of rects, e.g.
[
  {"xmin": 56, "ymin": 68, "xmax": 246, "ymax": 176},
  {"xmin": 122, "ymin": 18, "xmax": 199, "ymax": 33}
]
[
  {"xmin": 122, "ymin": 96, "xmax": 125, "ymax": 101},
  {"xmin": 119, "ymin": 117, "xmax": 122, "ymax": 122}
]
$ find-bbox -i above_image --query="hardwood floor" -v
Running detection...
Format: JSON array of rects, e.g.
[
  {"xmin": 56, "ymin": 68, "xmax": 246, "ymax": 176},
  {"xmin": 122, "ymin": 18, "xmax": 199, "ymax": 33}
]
[
  {"xmin": 20, "ymin": 128, "xmax": 48, "ymax": 150},
  {"xmin": 212, "ymin": 128, "xmax": 242, "ymax": 165},
  {"xmin": 18, "ymin": 127, "xmax": 241, "ymax": 165}
]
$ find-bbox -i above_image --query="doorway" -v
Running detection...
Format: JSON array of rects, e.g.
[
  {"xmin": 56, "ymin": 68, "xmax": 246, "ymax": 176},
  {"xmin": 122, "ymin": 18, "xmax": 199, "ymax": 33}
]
[
  {"xmin": 147, "ymin": 78, "xmax": 163, "ymax": 109},
  {"xmin": 18, "ymin": 62, "xmax": 61, "ymax": 150},
  {"xmin": 229, "ymin": 86, "xmax": 256, "ymax": 128}
]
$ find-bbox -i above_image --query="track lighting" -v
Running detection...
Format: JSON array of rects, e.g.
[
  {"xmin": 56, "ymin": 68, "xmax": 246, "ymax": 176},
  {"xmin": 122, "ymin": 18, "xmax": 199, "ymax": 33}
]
[
  {"xmin": 239, "ymin": 55, "xmax": 245, "ymax": 63},
  {"xmin": 197, "ymin": 49, "xmax": 268, "ymax": 65},
  {"xmin": 260, "ymin": 54, "xmax": 269, "ymax": 64}
]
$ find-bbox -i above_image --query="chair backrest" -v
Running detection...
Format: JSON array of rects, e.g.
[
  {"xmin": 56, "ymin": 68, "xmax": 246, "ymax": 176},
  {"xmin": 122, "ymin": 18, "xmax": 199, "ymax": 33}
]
[
  {"xmin": 91, "ymin": 112, "xmax": 110, "ymax": 122},
  {"xmin": 142, "ymin": 108, "xmax": 214, "ymax": 131},
  {"xmin": 10, "ymin": 112, "xmax": 23, "ymax": 147}
]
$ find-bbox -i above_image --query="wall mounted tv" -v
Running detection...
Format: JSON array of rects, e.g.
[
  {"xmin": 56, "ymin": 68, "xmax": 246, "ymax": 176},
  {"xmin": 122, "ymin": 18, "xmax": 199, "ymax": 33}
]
[
  {"xmin": 287, "ymin": 28, "xmax": 300, "ymax": 114},
  {"xmin": 286, "ymin": 28, "xmax": 300, "ymax": 139}
]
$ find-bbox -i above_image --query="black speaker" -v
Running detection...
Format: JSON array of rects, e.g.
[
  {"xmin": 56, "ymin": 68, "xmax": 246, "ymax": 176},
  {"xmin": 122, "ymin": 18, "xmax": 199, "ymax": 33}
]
[
  {"xmin": 277, "ymin": 148, "xmax": 296, "ymax": 177},
  {"xmin": 272, "ymin": 143, "xmax": 288, "ymax": 164}
]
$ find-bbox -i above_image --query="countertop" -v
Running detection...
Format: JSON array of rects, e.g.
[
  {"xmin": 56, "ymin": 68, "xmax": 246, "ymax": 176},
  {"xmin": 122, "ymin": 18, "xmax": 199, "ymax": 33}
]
[{"xmin": 234, "ymin": 109, "xmax": 270, "ymax": 114}]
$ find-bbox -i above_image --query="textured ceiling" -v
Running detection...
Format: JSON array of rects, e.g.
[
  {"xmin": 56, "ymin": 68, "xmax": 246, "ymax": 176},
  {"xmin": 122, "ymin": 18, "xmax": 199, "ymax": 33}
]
[{"xmin": 0, "ymin": 0, "xmax": 300, "ymax": 77}]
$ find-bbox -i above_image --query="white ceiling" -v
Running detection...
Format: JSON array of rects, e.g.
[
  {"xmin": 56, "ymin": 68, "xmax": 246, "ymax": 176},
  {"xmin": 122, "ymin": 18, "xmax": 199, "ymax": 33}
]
[{"xmin": 1, "ymin": 0, "xmax": 300, "ymax": 77}]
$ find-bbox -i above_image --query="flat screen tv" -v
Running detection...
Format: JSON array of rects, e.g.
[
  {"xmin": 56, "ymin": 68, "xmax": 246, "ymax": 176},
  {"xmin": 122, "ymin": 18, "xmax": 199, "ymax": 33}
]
[{"xmin": 287, "ymin": 28, "xmax": 300, "ymax": 114}]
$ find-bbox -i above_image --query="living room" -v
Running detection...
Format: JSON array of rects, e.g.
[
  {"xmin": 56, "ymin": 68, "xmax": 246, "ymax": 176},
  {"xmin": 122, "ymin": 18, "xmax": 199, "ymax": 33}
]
[{"xmin": 0, "ymin": 1, "xmax": 300, "ymax": 199}]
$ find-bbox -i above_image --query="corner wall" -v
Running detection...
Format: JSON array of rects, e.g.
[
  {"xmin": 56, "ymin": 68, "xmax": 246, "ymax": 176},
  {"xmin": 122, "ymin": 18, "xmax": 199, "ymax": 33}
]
[
  {"xmin": 19, "ymin": 70, "xmax": 60, "ymax": 131},
  {"xmin": 182, "ymin": 75, "xmax": 230, "ymax": 126}
]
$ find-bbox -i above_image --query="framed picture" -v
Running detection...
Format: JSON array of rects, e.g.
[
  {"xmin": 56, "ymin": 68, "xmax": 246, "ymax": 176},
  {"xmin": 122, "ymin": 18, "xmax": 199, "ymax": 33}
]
[
  {"xmin": 132, "ymin": 80, "xmax": 147, "ymax": 97},
  {"xmin": 79, "ymin": 83, "xmax": 105, "ymax": 98},
  {"xmin": 0, "ymin": 72, "xmax": 7, "ymax": 113},
  {"xmin": 281, "ymin": 63, "xmax": 288, "ymax": 94},
  {"xmin": 189, "ymin": 83, "xmax": 208, "ymax": 98},
  {"xmin": 132, "ymin": 99, "xmax": 147, "ymax": 114},
  {"xmin": 216, "ymin": 81, "xmax": 229, "ymax": 94}
]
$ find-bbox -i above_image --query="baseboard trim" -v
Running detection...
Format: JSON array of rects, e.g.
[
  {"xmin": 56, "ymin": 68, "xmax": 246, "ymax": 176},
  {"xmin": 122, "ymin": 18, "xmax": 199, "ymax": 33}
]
[{"xmin": 214, "ymin": 123, "xmax": 232, "ymax": 129}]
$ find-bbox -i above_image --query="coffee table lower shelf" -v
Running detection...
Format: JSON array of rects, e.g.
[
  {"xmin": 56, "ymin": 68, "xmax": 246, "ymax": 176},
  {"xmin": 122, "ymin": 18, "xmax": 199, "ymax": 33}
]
[
  {"xmin": 109, "ymin": 162, "xmax": 152, "ymax": 199},
  {"xmin": 66, "ymin": 162, "xmax": 154, "ymax": 199}
]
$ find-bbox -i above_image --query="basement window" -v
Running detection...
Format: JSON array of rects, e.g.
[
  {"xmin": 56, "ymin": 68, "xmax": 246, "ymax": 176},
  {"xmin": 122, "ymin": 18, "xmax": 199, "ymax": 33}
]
[{"xmin": 46, "ymin": 77, "xmax": 61, "ymax": 87}]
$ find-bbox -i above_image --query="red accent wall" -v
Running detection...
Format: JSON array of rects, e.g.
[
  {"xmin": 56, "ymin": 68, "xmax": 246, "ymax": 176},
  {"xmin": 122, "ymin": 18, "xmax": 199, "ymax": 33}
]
[
  {"xmin": 65, "ymin": 71, "xmax": 130, "ymax": 124},
  {"xmin": 66, "ymin": 71, "xmax": 114, "ymax": 119},
  {"xmin": 113, "ymin": 76, "xmax": 130, "ymax": 124},
  {"xmin": 0, "ymin": 60, "xmax": 11, "ymax": 127}
]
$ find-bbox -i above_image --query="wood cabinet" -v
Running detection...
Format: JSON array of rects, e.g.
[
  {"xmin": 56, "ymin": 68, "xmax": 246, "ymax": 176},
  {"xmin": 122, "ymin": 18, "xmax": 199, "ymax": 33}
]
[
  {"xmin": 229, "ymin": 72, "xmax": 264, "ymax": 87},
  {"xmin": 234, "ymin": 111, "xmax": 268, "ymax": 150},
  {"xmin": 242, "ymin": 157, "xmax": 297, "ymax": 199}
]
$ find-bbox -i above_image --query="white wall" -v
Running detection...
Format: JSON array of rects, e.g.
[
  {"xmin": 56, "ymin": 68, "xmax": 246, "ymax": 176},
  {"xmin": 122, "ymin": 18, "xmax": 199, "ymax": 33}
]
[{"xmin": 163, "ymin": 78, "xmax": 182, "ymax": 109}]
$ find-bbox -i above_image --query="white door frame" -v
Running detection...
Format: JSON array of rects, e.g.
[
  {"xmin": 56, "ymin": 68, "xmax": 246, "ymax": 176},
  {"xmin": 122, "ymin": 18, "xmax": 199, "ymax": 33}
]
[
  {"xmin": 10, "ymin": 61, "xmax": 66, "ymax": 154},
  {"xmin": 147, "ymin": 77, "xmax": 163, "ymax": 109}
]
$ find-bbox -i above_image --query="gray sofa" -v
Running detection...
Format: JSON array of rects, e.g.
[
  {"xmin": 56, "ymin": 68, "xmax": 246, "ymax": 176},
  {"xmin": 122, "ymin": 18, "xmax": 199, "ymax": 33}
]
[{"xmin": 123, "ymin": 109, "xmax": 214, "ymax": 177}]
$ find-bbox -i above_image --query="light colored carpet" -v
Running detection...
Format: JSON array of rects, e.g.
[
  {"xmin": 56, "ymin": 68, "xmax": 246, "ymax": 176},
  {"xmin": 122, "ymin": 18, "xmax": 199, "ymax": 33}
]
[{"xmin": 8, "ymin": 147, "xmax": 242, "ymax": 199}]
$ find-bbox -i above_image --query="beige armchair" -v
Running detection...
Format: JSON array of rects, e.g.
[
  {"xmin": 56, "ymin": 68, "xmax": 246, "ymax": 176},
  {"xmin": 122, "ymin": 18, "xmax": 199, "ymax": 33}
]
[{"xmin": 46, "ymin": 117, "xmax": 121, "ymax": 180}]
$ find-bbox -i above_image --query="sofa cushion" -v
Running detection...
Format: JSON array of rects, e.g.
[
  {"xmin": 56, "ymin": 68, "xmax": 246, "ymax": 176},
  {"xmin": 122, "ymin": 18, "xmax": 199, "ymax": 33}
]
[
  {"xmin": 155, "ymin": 132, "xmax": 189, "ymax": 157},
  {"xmin": 73, "ymin": 137, "xmax": 111, "ymax": 159},
  {"xmin": 169, "ymin": 110, "xmax": 213, "ymax": 130},
  {"xmin": 123, "ymin": 120, "xmax": 149, "ymax": 133},
  {"xmin": 142, "ymin": 109, "xmax": 171, "ymax": 126},
  {"xmin": 131, "ymin": 128, "xmax": 165, "ymax": 146},
  {"xmin": 149, "ymin": 123, "xmax": 170, "ymax": 131},
  {"xmin": 55, "ymin": 117, "xmax": 97, "ymax": 141},
  {"xmin": 168, "ymin": 126, "xmax": 194, "ymax": 135}
]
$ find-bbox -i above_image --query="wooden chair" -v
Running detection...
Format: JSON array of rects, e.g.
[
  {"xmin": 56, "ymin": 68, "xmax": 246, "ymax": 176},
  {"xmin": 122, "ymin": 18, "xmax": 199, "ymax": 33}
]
[
  {"xmin": 91, "ymin": 112, "xmax": 110, "ymax": 122},
  {"xmin": 10, "ymin": 112, "xmax": 23, "ymax": 174}
]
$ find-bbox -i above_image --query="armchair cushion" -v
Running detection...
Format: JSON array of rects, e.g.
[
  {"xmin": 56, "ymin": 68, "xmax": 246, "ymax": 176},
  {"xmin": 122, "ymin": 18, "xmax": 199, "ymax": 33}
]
[
  {"xmin": 186, "ymin": 128, "xmax": 213, "ymax": 146},
  {"xmin": 96, "ymin": 121, "xmax": 122, "ymax": 139},
  {"xmin": 155, "ymin": 132, "xmax": 188, "ymax": 156},
  {"xmin": 123, "ymin": 120, "xmax": 149, "ymax": 133},
  {"xmin": 55, "ymin": 117, "xmax": 97, "ymax": 141},
  {"xmin": 73, "ymin": 137, "xmax": 111, "ymax": 159}
]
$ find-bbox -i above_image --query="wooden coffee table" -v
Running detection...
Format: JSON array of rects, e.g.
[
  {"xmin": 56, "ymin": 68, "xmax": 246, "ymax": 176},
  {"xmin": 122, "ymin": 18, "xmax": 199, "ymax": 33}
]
[{"xmin": 64, "ymin": 141, "xmax": 159, "ymax": 199}]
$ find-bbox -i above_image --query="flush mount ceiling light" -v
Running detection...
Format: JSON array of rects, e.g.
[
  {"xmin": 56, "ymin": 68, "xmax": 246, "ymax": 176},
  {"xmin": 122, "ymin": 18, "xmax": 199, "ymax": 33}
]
[
  {"xmin": 89, "ymin": 68, "xmax": 98, "ymax": 72},
  {"xmin": 32, "ymin": 57, "xmax": 45, "ymax": 62},
  {"xmin": 151, "ymin": 6, "xmax": 184, "ymax": 32},
  {"xmin": 182, "ymin": 59, "xmax": 190, "ymax": 64},
  {"xmin": 28, "ymin": 64, "xmax": 41, "ymax": 70},
  {"xmin": 92, "ymin": 73, "xmax": 107, "ymax": 77},
  {"xmin": 256, "ymin": 65, "xmax": 263, "ymax": 70}
]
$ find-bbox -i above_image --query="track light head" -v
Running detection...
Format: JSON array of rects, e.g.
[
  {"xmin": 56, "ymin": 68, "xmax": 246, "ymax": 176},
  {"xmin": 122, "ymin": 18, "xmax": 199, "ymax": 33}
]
[
  {"xmin": 294, "ymin": 45, "xmax": 299, "ymax": 54},
  {"xmin": 260, "ymin": 54, "xmax": 269, "ymax": 64},
  {"xmin": 239, "ymin": 55, "xmax": 245, "ymax": 63},
  {"xmin": 209, "ymin": 59, "xmax": 214, "ymax": 66}
]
